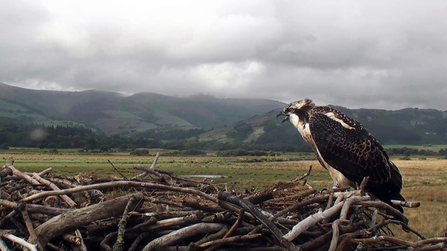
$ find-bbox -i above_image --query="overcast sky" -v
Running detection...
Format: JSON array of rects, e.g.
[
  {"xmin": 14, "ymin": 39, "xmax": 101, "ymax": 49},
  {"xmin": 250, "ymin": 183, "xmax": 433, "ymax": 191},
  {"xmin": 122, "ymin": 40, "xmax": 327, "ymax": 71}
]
[{"xmin": 1, "ymin": 1, "xmax": 446, "ymax": 110}]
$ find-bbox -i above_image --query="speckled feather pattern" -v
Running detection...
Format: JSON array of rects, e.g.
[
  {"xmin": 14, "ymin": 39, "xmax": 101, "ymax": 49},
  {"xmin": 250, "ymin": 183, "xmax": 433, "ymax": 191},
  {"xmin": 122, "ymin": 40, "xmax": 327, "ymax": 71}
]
[
  {"xmin": 309, "ymin": 106, "xmax": 402, "ymax": 193},
  {"xmin": 280, "ymin": 99, "xmax": 404, "ymax": 210}
]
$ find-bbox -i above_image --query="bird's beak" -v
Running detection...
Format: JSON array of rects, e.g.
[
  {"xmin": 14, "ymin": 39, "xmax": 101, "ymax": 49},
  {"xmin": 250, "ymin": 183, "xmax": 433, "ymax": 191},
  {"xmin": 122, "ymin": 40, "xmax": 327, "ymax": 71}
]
[{"xmin": 276, "ymin": 111, "xmax": 290, "ymax": 124}]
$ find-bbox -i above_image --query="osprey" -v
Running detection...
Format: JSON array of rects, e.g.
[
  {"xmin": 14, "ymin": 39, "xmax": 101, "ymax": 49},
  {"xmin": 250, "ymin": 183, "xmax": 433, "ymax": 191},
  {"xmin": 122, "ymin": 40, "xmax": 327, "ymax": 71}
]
[{"xmin": 278, "ymin": 99, "xmax": 405, "ymax": 212}]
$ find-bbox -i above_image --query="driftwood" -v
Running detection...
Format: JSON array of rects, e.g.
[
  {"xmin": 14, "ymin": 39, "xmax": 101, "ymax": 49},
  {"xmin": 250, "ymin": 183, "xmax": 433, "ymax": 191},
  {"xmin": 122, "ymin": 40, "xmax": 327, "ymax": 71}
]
[{"xmin": 1, "ymin": 157, "xmax": 446, "ymax": 251}]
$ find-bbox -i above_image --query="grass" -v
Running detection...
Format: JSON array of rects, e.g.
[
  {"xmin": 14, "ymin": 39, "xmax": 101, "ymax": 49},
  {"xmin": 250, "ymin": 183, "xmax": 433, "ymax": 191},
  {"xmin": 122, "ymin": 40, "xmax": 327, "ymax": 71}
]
[{"xmin": 1, "ymin": 149, "xmax": 446, "ymax": 237}]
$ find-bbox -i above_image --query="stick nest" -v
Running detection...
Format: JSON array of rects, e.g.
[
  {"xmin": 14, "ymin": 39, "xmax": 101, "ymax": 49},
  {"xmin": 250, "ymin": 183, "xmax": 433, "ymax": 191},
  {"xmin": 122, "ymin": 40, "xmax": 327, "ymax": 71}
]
[{"xmin": 1, "ymin": 156, "xmax": 446, "ymax": 251}]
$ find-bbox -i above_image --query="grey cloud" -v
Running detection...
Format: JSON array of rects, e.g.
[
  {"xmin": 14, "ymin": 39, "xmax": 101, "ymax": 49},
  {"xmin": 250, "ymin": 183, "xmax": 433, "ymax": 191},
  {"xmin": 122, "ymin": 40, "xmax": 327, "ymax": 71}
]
[{"xmin": 1, "ymin": 0, "xmax": 447, "ymax": 110}]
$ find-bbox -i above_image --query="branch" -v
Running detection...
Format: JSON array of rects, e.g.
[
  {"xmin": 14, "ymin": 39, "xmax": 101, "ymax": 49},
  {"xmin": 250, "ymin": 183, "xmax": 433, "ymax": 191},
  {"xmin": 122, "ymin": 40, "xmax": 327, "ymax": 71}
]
[
  {"xmin": 141, "ymin": 223, "xmax": 226, "ymax": 251},
  {"xmin": 31, "ymin": 173, "xmax": 77, "ymax": 208},
  {"xmin": 1, "ymin": 234, "xmax": 37, "ymax": 251},
  {"xmin": 29, "ymin": 192, "xmax": 143, "ymax": 248},
  {"xmin": 3, "ymin": 164, "xmax": 39, "ymax": 185},
  {"xmin": 22, "ymin": 180, "xmax": 218, "ymax": 203},
  {"xmin": 293, "ymin": 165, "xmax": 312, "ymax": 182},
  {"xmin": 108, "ymin": 160, "xmax": 128, "ymax": 180},
  {"xmin": 283, "ymin": 200, "xmax": 345, "ymax": 241}
]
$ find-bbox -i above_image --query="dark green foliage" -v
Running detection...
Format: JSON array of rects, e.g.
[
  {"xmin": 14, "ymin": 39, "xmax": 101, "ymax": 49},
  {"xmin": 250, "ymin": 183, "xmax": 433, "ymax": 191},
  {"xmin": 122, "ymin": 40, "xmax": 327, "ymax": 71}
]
[
  {"xmin": 130, "ymin": 149, "xmax": 149, "ymax": 156},
  {"xmin": 216, "ymin": 149, "xmax": 269, "ymax": 157},
  {"xmin": 387, "ymin": 147, "xmax": 438, "ymax": 156},
  {"xmin": 132, "ymin": 128, "xmax": 205, "ymax": 141}
]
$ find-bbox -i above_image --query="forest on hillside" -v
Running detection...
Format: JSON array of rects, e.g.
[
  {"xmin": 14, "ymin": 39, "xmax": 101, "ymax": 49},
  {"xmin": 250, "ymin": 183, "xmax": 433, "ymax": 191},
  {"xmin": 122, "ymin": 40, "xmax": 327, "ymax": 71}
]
[{"xmin": 1, "ymin": 121, "xmax": 447, "ymax": 157}]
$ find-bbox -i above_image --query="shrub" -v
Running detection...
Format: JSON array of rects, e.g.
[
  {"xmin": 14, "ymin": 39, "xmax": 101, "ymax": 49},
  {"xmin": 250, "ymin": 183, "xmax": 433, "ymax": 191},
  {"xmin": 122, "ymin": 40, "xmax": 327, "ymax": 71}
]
[{"xmin": 130, "ymin": 149, "xmax": 149, "ymax": 156}]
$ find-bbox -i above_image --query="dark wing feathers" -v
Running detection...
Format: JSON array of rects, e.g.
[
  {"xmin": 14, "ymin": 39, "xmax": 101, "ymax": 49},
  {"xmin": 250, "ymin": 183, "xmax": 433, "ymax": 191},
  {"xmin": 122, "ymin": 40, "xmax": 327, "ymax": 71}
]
[{"xmin": 309, "ymin": 107, "xmax": 402, "ymax": 193}]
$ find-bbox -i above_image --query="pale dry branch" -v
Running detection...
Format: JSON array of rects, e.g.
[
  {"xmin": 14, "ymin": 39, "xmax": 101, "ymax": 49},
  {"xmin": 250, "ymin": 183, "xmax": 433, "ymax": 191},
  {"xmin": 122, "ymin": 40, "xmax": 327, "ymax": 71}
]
[
  {"xmin": 141, "ymin": 223, "xmax": 226, "ymax": 251},
  {"xmin": 1, "ymin": 234, "xmax": 37, "ymax": 251}
]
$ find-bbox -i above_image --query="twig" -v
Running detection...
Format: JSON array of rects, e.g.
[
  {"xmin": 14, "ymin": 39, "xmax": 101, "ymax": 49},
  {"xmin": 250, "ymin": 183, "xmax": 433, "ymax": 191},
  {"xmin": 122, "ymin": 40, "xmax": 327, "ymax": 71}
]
[
  {"xmin": 3, "ymin": 164, "xmax": 39, "ymax": 185},
  {"xmin": 31, "ymin": 173, "xmax": 77, "ymax": 208},
  {"xmin": 134, "ymin": 152, "xmax": 160, "ymax": 179},
  {"xmin": 0, "ymin": 238, "xmax": 10, "ymax": 251},
  {"xmin": 141, "ymin": 223, "xmax": 226, "ymax": 251},
  {"xmin": 29, "ymin": 193, "xmax": 144, "ymax": 248},
  {"xmin": 22, "ymin": 180, "xmax": 218, "ymax": 203},
  {"xmin": 391, "ymin": 199, "xmax": 421, "ymax": 208},
  {"xmin": 348, "ymin": 235, "xmax": 447, "ymax": 248},
  {"xmin": 328, "ymin": 219, "xmax": 349, "ymax": 251},
  {"xmin": 293, "ymin": 165, "xmax": 312, "ymax": 182},
  {"xmin": 108, "ymin": 160, "xmax": 128, "ymax": 180},
  {"xmin": 20, "ymin": 209, "xmax": 44, "ymax": 251},
  {"xmin": 199, "ymin": 233, "xmax": 263, "ymax": 249},
  {"xmin": 1, "ymin": 234, "xmax": 37, "ymax": 251},
  {"xmin": 217, "ymin": 191, "xmax": 299, "ymax": 251},
  {"xmin": 113, "ymin": 196, "xmax": 141, "ymax": 251},
  {"xmin": 283, "ymin": 200, "xmax": 345, "ymax": 241}
]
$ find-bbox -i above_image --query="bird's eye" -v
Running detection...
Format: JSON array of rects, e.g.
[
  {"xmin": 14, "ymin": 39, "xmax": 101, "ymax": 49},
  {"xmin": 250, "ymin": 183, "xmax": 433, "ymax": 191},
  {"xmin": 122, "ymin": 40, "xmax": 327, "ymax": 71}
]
[{"xmin": 288, "ymin": 108, "xmax": 295, "ymax": 113}]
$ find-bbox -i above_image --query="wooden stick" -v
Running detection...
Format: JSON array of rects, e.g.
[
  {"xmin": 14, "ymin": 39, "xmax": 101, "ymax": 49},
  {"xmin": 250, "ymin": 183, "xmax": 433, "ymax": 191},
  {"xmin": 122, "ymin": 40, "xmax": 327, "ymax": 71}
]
[
  {"xmin": 3, "ymin": 165, "xmax": 39, "ymax": 185},
  {"xmin": 218, "ymin": 191, "xmax": 299, "ymax": 251},
  {"xmin": 20, "ymin": 209, "xmax": 44, "ymax": 251},
  {"xmin": 31, "ymin": 173, "xmax": 77, "ymax": 208},
  {"xmin": 22, "ymin": 180, "xmax": 218, "ymax": 203},
  {"xmin": 283, "ymin": 200, "xmax": 345, "ymax": 241},
  {"xmin": 29, "ymin": 192, "xmax": 143, "ymax": 248},
  {"xmin": 199, "ymin": 233, "xmax": 263, "ymax": 249},
  {"xmin": 141, "ymin": 223, "xmax": 226, "ymax": 251},
  {"xmin": 293, "ymin": 165, "xmax": 312, "ymax": 182},
  {"xmin": 0, "ymin": 238, "xmax": 10, "ymax": 251},
  {"xmin": 113, "ymin": 195, "xmax": 141, "ymax": 251},
  {"xmin": 348, "ymin": 235, "xmax": 447, "ymax": 248},
  {"xmin": 108, "ymin": 160, "xmax": 128, "ymax": 180},
  {"xmin": 134, "ymin": 152, "xmax": 160, "ymax": 179},
  {"xmin": 1, "ymin": 234, "xmax": 37, "ymax": 251}
]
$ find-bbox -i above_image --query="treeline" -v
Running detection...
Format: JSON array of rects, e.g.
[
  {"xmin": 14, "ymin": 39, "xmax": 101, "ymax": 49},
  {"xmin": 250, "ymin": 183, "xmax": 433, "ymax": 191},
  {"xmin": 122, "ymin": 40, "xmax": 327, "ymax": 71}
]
[
  {"xmin": 386, "ymin": 147, "xmax": 447, "ymax": 156},
  {"xmin": 2, "ymin": 122, "xmax": 446, "ymax": 156},
  {"xmin": 0, "ymin": 123, "xmax": 310, "ymax": 152}
]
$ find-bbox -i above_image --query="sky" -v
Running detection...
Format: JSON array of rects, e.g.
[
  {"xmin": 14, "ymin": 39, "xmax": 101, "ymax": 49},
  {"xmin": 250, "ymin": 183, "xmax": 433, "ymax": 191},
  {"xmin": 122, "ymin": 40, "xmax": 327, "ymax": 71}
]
[{"xmin": 1, "ymin": 0, "xmax": 447, "ymax": 110}]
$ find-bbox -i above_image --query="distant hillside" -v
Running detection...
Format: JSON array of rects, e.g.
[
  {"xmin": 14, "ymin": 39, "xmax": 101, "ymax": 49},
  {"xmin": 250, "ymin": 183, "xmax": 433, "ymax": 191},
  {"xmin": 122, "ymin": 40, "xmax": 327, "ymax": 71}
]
[
  {"xmin": 204, "ymin": 106, "xmax": 447, "ymax": 146},
  {"xmin": 0, "ymin": 83, "xmax": 284, "ymax": 134},
  {"xmin": 2, "ymin": 82, "xmax": 447, "ymax": 145},
  {"xmin": 0, "ymin": 82, "xmax": 122, "ymax": 118}
]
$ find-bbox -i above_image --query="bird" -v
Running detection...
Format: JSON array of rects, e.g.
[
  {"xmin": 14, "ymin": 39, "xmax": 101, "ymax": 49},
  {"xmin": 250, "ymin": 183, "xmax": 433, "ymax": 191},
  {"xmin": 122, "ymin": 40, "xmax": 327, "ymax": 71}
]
[{"xmin": 277, "ymin": 98, "xmax": 405, "ymax": 212}]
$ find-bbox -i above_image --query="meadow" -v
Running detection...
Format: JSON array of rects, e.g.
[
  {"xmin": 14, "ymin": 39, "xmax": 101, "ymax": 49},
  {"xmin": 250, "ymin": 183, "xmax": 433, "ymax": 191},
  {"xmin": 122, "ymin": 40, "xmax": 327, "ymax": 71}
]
[{"xmin": 1, "ymin": 148, "xmax": 446, "ymax": 238}]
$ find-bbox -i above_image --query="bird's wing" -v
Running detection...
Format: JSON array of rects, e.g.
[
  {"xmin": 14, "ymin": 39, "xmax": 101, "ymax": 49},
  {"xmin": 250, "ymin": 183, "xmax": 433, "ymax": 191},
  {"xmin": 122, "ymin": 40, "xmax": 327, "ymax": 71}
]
[{"xmin": 309, "ymin": 108, "xmax": 401, "ymax": 189}]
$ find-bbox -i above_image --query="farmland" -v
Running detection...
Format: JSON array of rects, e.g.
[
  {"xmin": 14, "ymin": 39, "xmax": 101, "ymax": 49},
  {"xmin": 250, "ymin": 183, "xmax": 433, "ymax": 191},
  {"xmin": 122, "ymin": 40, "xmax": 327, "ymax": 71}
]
[{"xmin": 1, "ymin": 148, "xmax": 447, "ymax": 238}]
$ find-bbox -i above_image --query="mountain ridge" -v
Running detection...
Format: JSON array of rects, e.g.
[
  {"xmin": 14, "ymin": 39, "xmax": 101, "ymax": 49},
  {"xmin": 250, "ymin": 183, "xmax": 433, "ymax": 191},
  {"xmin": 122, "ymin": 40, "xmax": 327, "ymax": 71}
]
[{"xmin": 1, "ymin": 82, "xmax": 447, "ymax": 145}]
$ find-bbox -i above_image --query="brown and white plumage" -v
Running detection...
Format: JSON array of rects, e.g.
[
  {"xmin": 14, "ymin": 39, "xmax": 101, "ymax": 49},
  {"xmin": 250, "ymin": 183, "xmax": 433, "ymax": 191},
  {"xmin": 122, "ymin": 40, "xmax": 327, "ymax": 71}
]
[{"xmin": 278, "ymin": 99, "xmax": 405, "ymax": 212}]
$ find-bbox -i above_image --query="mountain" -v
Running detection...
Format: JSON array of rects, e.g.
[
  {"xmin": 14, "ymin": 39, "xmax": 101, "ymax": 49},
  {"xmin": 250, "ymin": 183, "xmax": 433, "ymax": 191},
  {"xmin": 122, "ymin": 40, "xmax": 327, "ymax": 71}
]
[
  {"xmin": 203, "ymin": 106, "xmax": 447, "ymax": 146},
  {"xmin": 0, "ymin": 83, "xmax": 284, "ymax": 134},
  {"xmin": 0, "ymin": 82, "xmax": 122, "ymax": 118},
  {"xmin": 2, "ymin": 82, "xmax": 447, "ymax": 145}
]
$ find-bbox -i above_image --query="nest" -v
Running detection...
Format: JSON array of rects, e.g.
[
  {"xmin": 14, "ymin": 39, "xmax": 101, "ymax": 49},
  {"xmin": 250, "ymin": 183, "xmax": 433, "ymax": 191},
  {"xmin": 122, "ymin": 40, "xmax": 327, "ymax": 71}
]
[{"xmin": 1, "ymin": 155, "xmax": 446, "ymax": 251}]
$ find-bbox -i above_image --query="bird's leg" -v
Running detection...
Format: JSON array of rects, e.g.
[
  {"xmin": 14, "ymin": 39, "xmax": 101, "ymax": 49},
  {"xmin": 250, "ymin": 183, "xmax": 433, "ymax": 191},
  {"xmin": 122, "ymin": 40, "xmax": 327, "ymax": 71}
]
[{"xmin": 332, "ymin": 180, "xmax": 339, "ymax": 188}]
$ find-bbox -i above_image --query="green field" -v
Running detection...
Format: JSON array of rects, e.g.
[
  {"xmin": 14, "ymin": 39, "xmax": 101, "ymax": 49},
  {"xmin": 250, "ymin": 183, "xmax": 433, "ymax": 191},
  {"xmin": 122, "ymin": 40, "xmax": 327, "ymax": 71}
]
[{"xmin": 1, "ymin": 148, "xmax": 446, "ymax": 238}]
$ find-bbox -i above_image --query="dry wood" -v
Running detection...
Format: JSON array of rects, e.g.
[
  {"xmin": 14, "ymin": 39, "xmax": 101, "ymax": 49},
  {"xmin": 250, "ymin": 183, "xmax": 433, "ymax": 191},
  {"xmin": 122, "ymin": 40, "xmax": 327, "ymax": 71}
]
[
  {"xmin": 113, "ymin": 195, "xmax": 141, "ymax": 251},
  {"xmin": 3, "ymin": 164, "xmax": 39, "ymax": 185},
  {"xmin": 1, "ymin": 234, "xmax": 37, "ymax": 251},
  {"xmin": 31, "ymin": 173, "xmax": 77, "ymax": 208},
  {"xmin": 141, "ymin": 223, "xmax": 225, "ymax": 251},
  {"xmin": 29, "ymin": 192, "xmax": 143, "ymax": 248},
  {"xmin": 0, "ymin": 161, "xmax": 443, "ymax": 251},
  {"xmin": 22, "ymin": 180, "xmax": 218, "ymax": 203}
]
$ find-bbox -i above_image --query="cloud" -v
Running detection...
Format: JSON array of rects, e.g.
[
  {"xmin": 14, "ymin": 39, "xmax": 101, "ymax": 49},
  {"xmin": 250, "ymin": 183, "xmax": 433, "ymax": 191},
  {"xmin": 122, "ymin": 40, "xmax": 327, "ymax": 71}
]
[{"xmin": 1, "ymin": 0, "xmax": 447, "ymax": 110}]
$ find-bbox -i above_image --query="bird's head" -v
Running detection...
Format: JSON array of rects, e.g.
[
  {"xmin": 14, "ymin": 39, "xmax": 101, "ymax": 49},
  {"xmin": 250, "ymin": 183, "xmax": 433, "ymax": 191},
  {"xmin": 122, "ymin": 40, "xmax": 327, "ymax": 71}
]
[{"xmin": 277, "ymin": 98, "xmax": 315, "ymax": 126}]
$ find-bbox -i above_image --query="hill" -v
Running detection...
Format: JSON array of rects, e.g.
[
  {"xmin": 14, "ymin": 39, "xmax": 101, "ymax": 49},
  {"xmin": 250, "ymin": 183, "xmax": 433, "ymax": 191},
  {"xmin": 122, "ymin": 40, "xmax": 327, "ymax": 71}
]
[
  {"xmin": 203, "ymin": 106, "xmax": 447, "ymax": 146},
  {"xmin": 0, "ymin": 83, "xmax": 284, "ymax": 134},
  {"xmin": 2, "ymin": 82, "xmax": 447, "ymax": 146}
]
